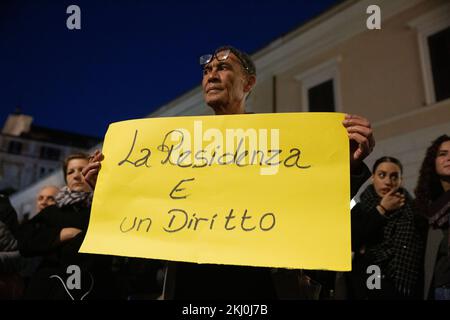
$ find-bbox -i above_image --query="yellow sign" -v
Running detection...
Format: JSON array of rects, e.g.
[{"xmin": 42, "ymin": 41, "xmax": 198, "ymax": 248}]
[{"xmin": 80, "ymin": 113, "xmax": 351, "ymax": 271}]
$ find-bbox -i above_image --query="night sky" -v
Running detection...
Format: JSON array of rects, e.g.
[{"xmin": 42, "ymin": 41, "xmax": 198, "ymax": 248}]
[{"xmin": 0, "ymin": 0, "xmax": 341, "ymax": 139}]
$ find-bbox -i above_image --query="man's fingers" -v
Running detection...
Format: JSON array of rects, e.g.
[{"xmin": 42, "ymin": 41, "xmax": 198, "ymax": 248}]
[
  {"xmin": 344, "ymin": 115, "xmax": 375, "ymax": 152},
  {"xmin": 348, "ymin": 133, "xmax": 371, "ymax": 155},
  {"xmin": 343, "ymin": 114, "xmax": 371, "ymax": 128},
  {"xmin": 346, "ymin": 125, "xmax": 372, "ymax": 137},
  {"xmin": 348, "ymin": 131, "xmax": 370, "ymax": 145},
  {"xmin": 347, "ymin": 126, "xmax": 374, "ymax": 148}
]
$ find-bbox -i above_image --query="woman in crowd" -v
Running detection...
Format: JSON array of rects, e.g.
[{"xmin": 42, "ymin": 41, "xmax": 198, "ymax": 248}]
[
  {"xmin": 415, "ymin": 135, "xmax": 450, "ymax": 300},
  {"xmin": 349, "ymin": 156, "xmax": 424, "ymax": 299},
  {"xmin": 17, "ymin": 153, "xmax": 118, "ymax": 299}
]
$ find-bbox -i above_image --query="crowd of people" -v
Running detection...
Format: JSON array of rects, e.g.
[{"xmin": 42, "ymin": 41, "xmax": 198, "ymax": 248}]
[{"xmin": 0, "ymin": 45, "xmax": 448, "ymax": 300}]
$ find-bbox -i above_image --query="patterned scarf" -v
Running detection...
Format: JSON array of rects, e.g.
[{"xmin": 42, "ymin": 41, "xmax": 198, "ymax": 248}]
[
  {"xmin": 55, "ymin": 186, "xmax": 92, "ymax": 208},
  {"xmin": 359, "ymin": 185, "xmax": 423, "ymax": 297}
]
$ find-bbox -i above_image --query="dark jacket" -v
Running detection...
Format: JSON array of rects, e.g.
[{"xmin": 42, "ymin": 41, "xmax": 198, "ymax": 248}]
[
  {"xmin": 17, "ymin": 203, "xmax": 117, "ymax": 299},
  {"xmin": 0, "ymin": 195, "xmax": 21, "ymax": 272},
  {"xmin": 0, "ymin": 194, "xmax": 24, "ymax": 298},
  {"xmin": 423, "ymin": 190, "xmax": 450, "ymax": 299},
  {"xmin": 0, "ymin": 221, "xmax": 20, "ymax": 273},
  {"xmin": 0, "ymin": 194, "xmax": 19, "ymax": 237},
  {"xmin": 349, "ymin": 186, "xmax": 425, "ymax": 299}
]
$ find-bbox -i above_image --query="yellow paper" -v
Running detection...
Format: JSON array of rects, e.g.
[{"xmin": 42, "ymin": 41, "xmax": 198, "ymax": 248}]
[{"xmin": 80, "ymin": 113, "xmax": 351, "ymax": 271}]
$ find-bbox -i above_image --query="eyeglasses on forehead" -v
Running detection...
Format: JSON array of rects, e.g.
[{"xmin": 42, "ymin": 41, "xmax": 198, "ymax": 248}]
[
  {"xmin": 199, "ymin": 49, "xmax": 231, "ymax": 66},
  {"xmin": 199, "ymin": 49, "xmax": 249, "ymax": 71}
]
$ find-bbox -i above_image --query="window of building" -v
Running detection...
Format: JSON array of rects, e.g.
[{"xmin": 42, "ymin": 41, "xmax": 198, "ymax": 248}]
[
  {"xmin": 307, "ymin": 79, "xmax": 335, "ymax": 112},
  {"xmin": 295, "ymin": 57, "xmax": 342, "ymax": 112},
  {"xmin": 40, "ymin": 146, "xmax": 61, "ymax": 161},
  {"xmin": 409, "ymin": 4, "xmax": 450, "ymax": 104},
  {"xmin": 428, "ymin": 26, "xmax": 450, "ymax": 102},
  {"xmin": 8, "ymin": 140, "xmax": 22, "ymax": 154},
  {"xmin": 39, "ymin": 167, "xmax": 46, "ymax": 178}
]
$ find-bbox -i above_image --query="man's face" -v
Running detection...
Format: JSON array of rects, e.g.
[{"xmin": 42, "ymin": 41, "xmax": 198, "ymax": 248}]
[
  {"xmin": 36, "ymin": 186, "xmax": 59, "ymax": 212},
  {"xmin": 202, "ymin": 51, "xmax": 253, "ymax": 114}
]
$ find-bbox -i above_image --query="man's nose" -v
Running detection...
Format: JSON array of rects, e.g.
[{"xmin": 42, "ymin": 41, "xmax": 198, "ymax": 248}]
[{"xmin": 207, "ymin": 69, "xmax": 219, "ymax": 82}]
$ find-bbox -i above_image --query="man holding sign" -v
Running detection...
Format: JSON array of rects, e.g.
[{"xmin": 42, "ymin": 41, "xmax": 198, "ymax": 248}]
[{"xmin": 82, "ymin": 45, "xmax": 375, "ymax": 299}]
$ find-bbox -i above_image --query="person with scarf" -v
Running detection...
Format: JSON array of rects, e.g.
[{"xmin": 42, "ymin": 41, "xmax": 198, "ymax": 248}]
[
  {"xmin": 349, "ymin": 156, "xmax": 424, "ymax": 299},
  {"xmin": 415, "ymin": 135, "xmax": 450, "ymax": 300},
  {"xmin": 17, "ymin": 153, "xmax": 118, "ymax": 299}
]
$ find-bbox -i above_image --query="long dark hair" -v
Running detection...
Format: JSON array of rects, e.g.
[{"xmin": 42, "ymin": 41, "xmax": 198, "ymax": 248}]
[{"xmin": 414, "ymin": 134, "xmax": 450, "ymax": 216}]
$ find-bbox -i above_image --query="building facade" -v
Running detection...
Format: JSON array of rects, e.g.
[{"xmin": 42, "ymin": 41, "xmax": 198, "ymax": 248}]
[
  {"xmin": 151, "ymin": 0, "xmax": 450, "ymax": 193},
  {"xmin": 1, "ymin": 112, "xmax": 101, "ymax": 219},
  {"xmin": 9, "ymin": 0, "xmax": 450, "ymax": 220}
]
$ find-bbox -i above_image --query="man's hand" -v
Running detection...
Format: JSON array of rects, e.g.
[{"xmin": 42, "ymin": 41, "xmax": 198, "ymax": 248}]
[
  {"xmin": 82, "ymin": 149, "xmax": 104, "ymax": 191},
  {"xmin": 342, "ymin": 114, "xmax": 375, "ymax": 172}
]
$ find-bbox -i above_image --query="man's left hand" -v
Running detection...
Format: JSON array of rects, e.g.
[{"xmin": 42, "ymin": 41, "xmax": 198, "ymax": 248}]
[{"xmin": 342, "ymin": 114, "xmax": 375, "ymax": 172}]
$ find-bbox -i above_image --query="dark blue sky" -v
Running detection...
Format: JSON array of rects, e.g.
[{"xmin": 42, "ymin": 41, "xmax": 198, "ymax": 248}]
[{"xmin": 0, "ymin": 0, "xmax": 341, "ymax": 138}]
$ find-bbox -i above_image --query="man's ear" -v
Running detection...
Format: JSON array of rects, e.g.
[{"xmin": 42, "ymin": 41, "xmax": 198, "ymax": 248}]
[{"xmin": 244, "ymin": 75, "xmax": 256, "ymax": 93}]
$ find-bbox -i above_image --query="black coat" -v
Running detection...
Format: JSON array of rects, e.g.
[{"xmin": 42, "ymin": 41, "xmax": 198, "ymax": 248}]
[
  {"xmin": 0, "ymin": 194, "xmax": 19, "ymax": 236},
  {"xmin": 348, "ymin": 187, "xmax": 426, "ymax": 299},
  {"xmin": 17, "ymin": 203, "xmax": 117, "ymax": 299}
]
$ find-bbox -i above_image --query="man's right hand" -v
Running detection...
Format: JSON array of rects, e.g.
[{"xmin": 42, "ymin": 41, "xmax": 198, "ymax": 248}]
[{"xmin": 82, "ymin": 149, "xmax": 104, "ymax": 191}]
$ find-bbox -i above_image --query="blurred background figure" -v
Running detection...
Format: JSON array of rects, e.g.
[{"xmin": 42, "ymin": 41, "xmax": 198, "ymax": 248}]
[
  {"xmin": 348, "ymin": 156, "xmax": 424, "ymax": 300},
  {"xmin": 35, "ymin": 186, "xmax": 59, "ymax": 213},
  {"xmin": 19, "ymin": 185, "xmax": 61, "ymax": 289},
  {"xmin": 0, "ymin": 194, "xmax": 24, "ymax": 299},
  {"xmin": 415, "ymin": 135, "xmax": 450, "ymax": 300}
]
